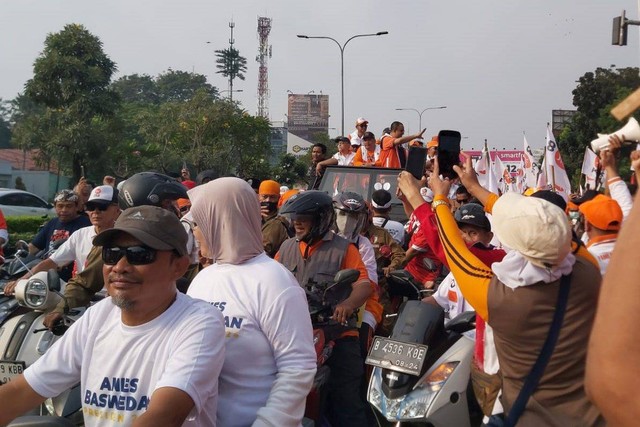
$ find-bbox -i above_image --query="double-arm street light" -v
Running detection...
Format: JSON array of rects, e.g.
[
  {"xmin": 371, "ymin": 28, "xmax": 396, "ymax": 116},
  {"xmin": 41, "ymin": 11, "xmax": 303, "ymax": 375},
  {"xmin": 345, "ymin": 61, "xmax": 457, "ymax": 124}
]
[
  {"xmin": 297, "ymin": 31, "xmax": 389, "ymax": 135},
  {"xmin": 395, "ymin": 106, "xmax": 447, "ymax": 131}
]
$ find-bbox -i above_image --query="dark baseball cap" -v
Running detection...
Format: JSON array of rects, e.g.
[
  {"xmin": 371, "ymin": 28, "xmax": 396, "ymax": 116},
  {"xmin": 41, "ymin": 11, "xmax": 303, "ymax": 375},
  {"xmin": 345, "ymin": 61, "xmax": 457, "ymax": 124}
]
[
  {"xmin": 93, "ymin": 205, "xmax": 188, "ymax": 256},
  {"xmin": 454, "ymin": 203, "xmax": 491, "ymax": 231},
  {"xmin": 371, "ymin": 189, "xmax": 392, "ymax": 209},
  {"xmin": 335, "ymin": 136, "xmax": 350, "ymax": 144}
]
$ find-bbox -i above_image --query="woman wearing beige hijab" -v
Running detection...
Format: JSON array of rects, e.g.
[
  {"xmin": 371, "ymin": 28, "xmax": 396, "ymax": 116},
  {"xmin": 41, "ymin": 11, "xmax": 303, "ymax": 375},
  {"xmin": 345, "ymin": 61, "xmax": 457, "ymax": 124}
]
[{"xmin": 187, "ymin": 177, "xmax": 317, "ymax": 427}]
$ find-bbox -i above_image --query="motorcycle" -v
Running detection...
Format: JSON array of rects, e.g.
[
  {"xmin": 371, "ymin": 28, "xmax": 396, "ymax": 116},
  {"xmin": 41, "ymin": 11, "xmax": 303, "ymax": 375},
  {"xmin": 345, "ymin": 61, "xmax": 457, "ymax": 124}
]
[
  {"xmin": 0, "ymin": 269, "xmax": 85, "ymax": 424},
  {"xmin": 0, "ymin": 239, "xmax": 68, "ymax": 325},
  {"xmin": 366, "ymin": 300, "xmax": 476, "ymax": 426},
  {"xmin": 303, "ymin": 268, "xmax": 361, "ymax": 426}
]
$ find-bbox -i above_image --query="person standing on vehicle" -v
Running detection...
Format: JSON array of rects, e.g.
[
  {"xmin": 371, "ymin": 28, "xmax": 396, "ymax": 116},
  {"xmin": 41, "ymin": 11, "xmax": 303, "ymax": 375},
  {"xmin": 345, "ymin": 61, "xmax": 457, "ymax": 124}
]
[
  {"xmin": 187, "ymin": 177, "xmax": 316, "ymax": 427},
  {"xmin": 353, "ymin": 131, "xmax": 382, "ymax": 167},
  {"xmin": 316, "ymin": 137, "xmax": 356, "ymax": 174},
  {"xmin": 29, "ymin": 189, "xmax": 91, "ymax": 280},
  {"xmin": 0, "ymin": 206, "xmax": 226, "ymax": 427},
  {"xmin": 398, "ymin": 156, "xmax": 605, "ymax": 426},
  {"xmin": 3, "ymin": 186, "xmax": 120, "ymax": 296},
  {"xmin": 348, "ymin": 117, "xmax": 369, "ymax": 148},
  {"xmin": 307, "ymin": 143, "xmax": 327, "ymax": 190},
  {"xmin": 40, "ymin": 172, "xmax": 189, "ymax": 329},
  {"xmin": 259, "ymin": 179, "xmax": 291, "ymax": 258},
  {"xmin": 379, "ymin": 121, "xmax": 426, "ymax": 169},
  {"xmin": 277, "ymin": 190, "xmax": 373, "ymax": 427}
]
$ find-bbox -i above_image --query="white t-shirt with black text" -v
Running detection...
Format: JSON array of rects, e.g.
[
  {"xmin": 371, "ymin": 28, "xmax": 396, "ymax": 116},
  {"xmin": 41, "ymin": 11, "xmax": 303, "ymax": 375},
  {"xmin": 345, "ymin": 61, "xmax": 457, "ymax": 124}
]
[{"xmin": 24, "ymin": 293, "xmax": 225, "ymax": 427}]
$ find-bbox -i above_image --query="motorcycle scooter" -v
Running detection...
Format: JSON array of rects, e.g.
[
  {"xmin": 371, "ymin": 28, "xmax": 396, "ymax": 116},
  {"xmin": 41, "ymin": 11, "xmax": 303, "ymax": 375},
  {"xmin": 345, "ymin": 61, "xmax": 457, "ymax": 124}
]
[
  {"xmin": 0, "ymin": 269, "xmax": 85, "ymax": 424},
  {"xmin": 366, "ymin": 299, "xmax": 476, "ymax": 426},
  {"xmin": 303, "ymin": 268, "xmax": 361, "ymax": 427}
]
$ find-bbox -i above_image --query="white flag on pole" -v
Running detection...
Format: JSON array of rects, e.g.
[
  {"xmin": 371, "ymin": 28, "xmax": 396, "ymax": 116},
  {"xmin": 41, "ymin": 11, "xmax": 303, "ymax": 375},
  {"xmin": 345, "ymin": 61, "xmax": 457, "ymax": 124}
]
[
  {"xmin": 473, "ymin": 144, "xmax": 499, "ymax": 194},
  {"xmin": 581, "ymin": 147, "xmax": 599, "ymax": 189},
  {"xmin": 542, "ymin": 125, "xmax": 572, "ymax": 200},
  {"xmin": 522, "ymin": 135, "xmax": 538, "ymax": 188},
  {"xmin": 493, "ymin": 155, "xmax": 512, "ymax": 193}
]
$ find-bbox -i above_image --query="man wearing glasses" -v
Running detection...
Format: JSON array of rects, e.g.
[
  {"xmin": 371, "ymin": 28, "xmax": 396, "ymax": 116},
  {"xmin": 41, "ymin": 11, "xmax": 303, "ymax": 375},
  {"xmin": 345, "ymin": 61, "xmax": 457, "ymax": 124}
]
[
  {"xmin": 3, "ymin": 185, "xmax": 120, "ymax": 296},
  {"xmin": 0, "ymin": 205, "xmax": 226, "ymax": 426},
  {"xmin": 348, "ymin": 117, "xmax": 369, "ymax": 148}
]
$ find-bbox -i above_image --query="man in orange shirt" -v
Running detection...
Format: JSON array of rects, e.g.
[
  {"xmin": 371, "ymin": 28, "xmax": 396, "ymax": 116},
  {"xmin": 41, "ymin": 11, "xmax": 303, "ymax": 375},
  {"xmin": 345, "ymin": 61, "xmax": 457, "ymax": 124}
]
[
  {"xmin": 277, "ymin": 191, "xmax": 372, "ymax": 427},
  {"xmin": 353, "ymin": 131, "xmax": 381, "ymax": 167},
  {"xmin": 379, "ymin": 121, "xmax": 425, "ymax": 168}
]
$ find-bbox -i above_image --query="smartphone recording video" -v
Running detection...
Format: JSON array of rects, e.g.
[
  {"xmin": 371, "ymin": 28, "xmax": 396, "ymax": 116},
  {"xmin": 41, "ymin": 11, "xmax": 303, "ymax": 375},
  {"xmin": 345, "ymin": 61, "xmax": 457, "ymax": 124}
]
[
  {"xmin": 437, "ymin": 130, "xmax": 462, "ymax": 179},
  {"xmin": 405, "ymin": 146, "xmax": 428, "ymax": 180}
]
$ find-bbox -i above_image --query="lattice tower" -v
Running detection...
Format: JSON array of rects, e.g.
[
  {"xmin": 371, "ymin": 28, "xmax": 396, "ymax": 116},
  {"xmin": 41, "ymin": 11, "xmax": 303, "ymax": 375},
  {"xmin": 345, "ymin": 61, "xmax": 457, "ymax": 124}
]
[{"xmin": 256, "ymin": 17, "xmax": 272, "ymax": 118}]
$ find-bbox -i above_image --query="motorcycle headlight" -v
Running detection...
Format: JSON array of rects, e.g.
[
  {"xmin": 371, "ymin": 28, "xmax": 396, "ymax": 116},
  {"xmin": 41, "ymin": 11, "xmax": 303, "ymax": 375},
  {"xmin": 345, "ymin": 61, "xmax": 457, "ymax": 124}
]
[
  {"xmin": 367, "ymin": 368, "xmax": 383, "ymax": 411},
  {"xmin": 25, "ymin": 279, "xmax": 48, "ymax": 308},
  {"xmin": 418, "ymin": 361, "xmax": 459, "ymax": 392}
]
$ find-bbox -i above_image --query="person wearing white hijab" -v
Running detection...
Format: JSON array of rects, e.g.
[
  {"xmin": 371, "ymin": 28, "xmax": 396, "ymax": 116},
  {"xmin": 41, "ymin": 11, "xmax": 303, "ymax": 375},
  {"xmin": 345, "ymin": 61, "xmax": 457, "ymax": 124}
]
[{"xmin": 187, "ymin": 177, "xmax": 316, "ymax": 427}]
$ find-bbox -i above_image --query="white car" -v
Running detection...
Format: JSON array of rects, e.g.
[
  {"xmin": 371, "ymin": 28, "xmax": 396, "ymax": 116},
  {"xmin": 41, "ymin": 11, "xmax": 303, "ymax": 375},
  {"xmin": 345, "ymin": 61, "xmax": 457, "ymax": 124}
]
[{"xmin": 0, "ymin": 189, "xmax": 55, "ymax": 217}]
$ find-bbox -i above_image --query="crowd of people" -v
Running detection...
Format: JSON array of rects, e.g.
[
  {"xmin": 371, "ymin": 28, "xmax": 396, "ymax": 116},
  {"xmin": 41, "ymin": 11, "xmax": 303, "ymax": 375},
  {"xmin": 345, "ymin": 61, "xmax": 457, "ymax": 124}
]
[{"xmin": 0, "ymin": 116, "xmax": 638, "ymax": 426}]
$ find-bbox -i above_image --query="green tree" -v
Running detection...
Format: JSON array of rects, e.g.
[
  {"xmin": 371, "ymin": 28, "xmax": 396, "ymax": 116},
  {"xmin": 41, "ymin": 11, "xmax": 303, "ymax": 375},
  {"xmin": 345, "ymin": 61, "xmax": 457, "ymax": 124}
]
[
  {"xmin": 0, "ymin": 99, "xmax": 11, "ymax": 148},
  {"xmin": 272, "ymin": 153, "xmax": 308, "ymax": 187},
  {"xmin": 16, "ymin": 23, "xmax": 120, "ymax": 182},
  {"xmin": 155, "ymin": 69, "xmax": 218, "ymax": 103},
  {"xmin": 215, "ymin": 47, "xmax": 247, "ymax": 101},
  {"xmin": 558, "ymin": 67, "xmax": 640, "ymax": 187},
  {"xmin": 111, "ymin": 74, "xmax": 159, "ymax": 104}
]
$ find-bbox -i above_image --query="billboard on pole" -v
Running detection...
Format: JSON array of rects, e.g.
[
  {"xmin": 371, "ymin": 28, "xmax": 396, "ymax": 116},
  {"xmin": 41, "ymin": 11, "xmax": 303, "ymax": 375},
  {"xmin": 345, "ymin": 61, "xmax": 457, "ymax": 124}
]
[{"xmin": 287, "ymin": 94, "xmax": 329, "ymax": 145}]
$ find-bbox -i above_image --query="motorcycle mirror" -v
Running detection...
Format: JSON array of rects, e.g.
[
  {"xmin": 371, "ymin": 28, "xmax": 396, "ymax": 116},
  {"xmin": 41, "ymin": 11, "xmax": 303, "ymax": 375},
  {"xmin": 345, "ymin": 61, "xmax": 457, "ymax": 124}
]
[
  {"xmin": 333, "ymin": 269, "xmax": 360, "ymax": 287},
  {"xmin": 445, "ymin": 310, "xmax": 476, "ymax": 334},
  {"xmin": 47, "ymin": 269, "xmax": 61, "ymax": 292},
  {"xmin": 15, "ymin": 240, "xmax": 29, "ymax": 252}
]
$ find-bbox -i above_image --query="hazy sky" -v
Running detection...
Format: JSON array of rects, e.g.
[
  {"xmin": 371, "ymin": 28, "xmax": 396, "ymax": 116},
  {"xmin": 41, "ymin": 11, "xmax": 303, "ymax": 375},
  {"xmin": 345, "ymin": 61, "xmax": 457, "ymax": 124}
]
[{"xmin": 2, "ymin": 0, "xmax": 639, "ymax": 150}]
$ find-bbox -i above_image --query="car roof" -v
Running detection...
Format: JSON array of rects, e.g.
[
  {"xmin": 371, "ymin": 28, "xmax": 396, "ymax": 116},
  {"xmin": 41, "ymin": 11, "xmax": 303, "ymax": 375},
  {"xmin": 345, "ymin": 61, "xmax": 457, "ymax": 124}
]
[{"xmin": 0, "ymin": 188, "xmax": 48, "ymax": 200}]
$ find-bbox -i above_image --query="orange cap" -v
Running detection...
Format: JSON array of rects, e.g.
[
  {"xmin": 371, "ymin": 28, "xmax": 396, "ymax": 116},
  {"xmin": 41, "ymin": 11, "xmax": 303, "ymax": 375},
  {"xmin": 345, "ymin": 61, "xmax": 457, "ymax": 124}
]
[
  {"xmin": 579, "ymin": 195, "xmax": 622, "ymax": 231},
  {"xmin": 409, "ymin": 139, "xmax": 424, "ymax": 147},
  {"xmin": 259, "ymin": 180, "xmax": 280, "ymax": 196},
  {"xmin": 278, "ymin": 189, "xmax": 300, "ymax": 208},
  {"xmin": 427, "ymin": 138, "xmax": 439, "ymax": 149},
  {"xmin": 177, "ymin": 198, "xmax": 191, "ymax": 209}
]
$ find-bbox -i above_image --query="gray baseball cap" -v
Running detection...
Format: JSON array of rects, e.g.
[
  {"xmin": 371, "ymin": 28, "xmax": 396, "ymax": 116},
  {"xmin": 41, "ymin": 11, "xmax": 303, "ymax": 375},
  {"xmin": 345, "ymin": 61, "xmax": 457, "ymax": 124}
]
[
  {"xmin": 454, "ymin": 203, "xmax": 491, "ymax": 231},
  {"xmin": 93, "ymin": 205, "xmax": 188, "ymax": 256}
]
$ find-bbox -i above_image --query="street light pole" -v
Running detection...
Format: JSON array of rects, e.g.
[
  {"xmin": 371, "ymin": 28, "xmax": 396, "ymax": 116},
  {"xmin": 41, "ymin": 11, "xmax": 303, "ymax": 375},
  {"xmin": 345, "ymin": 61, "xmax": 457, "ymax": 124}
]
[
  {"xmin": 395, "ymin": 106, "xmax": 447, "ymax": 130},
  {"xmin": 297, "ymin": 31, "xmax": 388, "ymax": 135}
]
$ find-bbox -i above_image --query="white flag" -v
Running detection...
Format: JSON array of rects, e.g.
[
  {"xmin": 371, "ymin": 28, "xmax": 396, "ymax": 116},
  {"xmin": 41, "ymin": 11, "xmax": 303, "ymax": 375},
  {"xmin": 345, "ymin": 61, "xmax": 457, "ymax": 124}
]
[
  {"xmin": 522, "ymin": 135, "xmax": 538, "ymax": 188},
  {"xmin": 493, "ymin": 156, "xmax": 512, "ymax": 193},
  {"xmin": 581, "ymin": 147, "xmax": 599, "ymax": 189},
  {"xmin": 542, "ymin": 125, "xmax": 572, "ymax": 200},
  {"xmin": 473, "ymin": 145, "xmax": 499, "ymax": 194}
]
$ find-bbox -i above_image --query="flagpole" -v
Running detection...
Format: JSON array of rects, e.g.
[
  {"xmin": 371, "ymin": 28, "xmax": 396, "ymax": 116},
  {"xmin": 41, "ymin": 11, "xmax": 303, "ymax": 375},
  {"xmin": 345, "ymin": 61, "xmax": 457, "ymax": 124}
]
[{"xmin": 551, "ymin": 166, "xmax": 556, "ymax": 193}]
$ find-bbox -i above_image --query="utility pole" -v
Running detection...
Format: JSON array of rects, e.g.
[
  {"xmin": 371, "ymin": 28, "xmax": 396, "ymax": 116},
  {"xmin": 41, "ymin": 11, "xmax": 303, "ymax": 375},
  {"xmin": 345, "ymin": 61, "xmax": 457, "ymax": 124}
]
[{"xmin": 228, "ymin": 21, "xmax": 235, "ymax": 102}]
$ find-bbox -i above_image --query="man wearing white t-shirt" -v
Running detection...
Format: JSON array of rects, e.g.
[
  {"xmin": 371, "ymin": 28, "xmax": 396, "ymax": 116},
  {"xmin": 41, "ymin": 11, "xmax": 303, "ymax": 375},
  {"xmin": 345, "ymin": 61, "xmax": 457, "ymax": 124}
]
[
  {"xmin": 0, "ymin": 206, "xmax": 226, "ymax": 427},
  {"xmin": 3, "ymin": 186, "xmax": 121, "ymax": 296},
  {"xmin": 316, "ymin": 137, "xmax": 355, "ymax": 175}
]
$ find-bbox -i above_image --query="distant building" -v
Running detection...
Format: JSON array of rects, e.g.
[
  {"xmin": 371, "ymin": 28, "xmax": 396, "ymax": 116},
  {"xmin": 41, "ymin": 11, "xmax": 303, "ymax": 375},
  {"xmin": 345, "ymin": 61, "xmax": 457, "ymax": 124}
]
[
  {"xmin": 287, "ymin": 93, "xmax": 329, "ymax": 149},
  {"xmin": 0, "ymin": 149, "xmax": 70, "ymax": 201},
  {"xmin": 269, "ymin": 121, "xmax": 288, "ymax": 164}
]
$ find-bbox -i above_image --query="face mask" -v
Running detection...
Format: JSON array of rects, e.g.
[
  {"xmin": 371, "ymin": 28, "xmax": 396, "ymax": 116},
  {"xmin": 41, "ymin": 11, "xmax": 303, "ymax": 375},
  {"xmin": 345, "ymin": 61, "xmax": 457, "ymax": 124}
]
[
  {"xmin": 260, "ymin": 201, "xmax": 278, "ymax": 213},
  {"xmin": 335, "ymin": 210, "xmax": 362, "ymax": 241}
]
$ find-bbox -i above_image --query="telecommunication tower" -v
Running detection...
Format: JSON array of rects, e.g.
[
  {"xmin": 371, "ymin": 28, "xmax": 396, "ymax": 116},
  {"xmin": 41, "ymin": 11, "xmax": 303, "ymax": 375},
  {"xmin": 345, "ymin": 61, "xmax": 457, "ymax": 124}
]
[{"xmin": 256, "ymin": 17, "xmax": 272, "ymax": 119}]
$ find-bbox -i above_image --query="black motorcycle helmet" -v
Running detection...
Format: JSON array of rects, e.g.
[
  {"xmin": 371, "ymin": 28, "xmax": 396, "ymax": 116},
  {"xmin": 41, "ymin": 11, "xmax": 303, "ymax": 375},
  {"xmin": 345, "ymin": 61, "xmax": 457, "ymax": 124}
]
[
  {"xmin": 118, "ymin": 172, "xmax": 188, "ymax": 211},
  {"xmin": 280, "ymin": 190, "xmax": 335, "ymax": 243},
  {"xmin": 333, "ymin": 191, "xmax": 368, "ymax": 241}
]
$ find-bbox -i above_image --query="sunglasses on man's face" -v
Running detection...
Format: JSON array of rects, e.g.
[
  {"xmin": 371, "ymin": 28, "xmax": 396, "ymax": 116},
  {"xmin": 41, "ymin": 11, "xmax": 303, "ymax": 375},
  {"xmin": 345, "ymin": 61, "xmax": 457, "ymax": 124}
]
[
  {"xmin": 102, "ymin": 245, "xmax": 157, "ymax": 265},
  {"xmin": 86, "ymin": 204, "xmax": 110, "ymax": 212}
]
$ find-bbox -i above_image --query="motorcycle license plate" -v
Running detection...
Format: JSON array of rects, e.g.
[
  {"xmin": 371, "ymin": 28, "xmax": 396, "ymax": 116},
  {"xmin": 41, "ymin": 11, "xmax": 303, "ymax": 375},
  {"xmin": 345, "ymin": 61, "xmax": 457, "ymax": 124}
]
[
  {"xmin": 365, "ymin": 336, "xmax": 428, "ymax": 376},
  {"xmin": 0, "ymin": 360, "xmax": 26, "ymax": 385}
]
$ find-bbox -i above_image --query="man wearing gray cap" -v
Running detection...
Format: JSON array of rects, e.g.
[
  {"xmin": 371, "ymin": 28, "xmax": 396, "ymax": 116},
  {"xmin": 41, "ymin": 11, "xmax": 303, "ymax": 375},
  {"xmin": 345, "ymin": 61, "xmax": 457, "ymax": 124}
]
[{"xmin": 0, "ymin": 206, "xmax": 226, "ymax": 427}]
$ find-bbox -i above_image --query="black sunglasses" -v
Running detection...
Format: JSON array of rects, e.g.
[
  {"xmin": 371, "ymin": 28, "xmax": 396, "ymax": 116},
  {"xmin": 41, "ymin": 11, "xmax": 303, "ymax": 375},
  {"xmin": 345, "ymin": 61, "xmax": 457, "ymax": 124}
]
[
  {"xmin": 102, "ymin": 245, "xmax": 157, "ymax": 265},
  {"xmin": 86, "ymin": 204, "xmax": 110, "ymax": 212}
]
